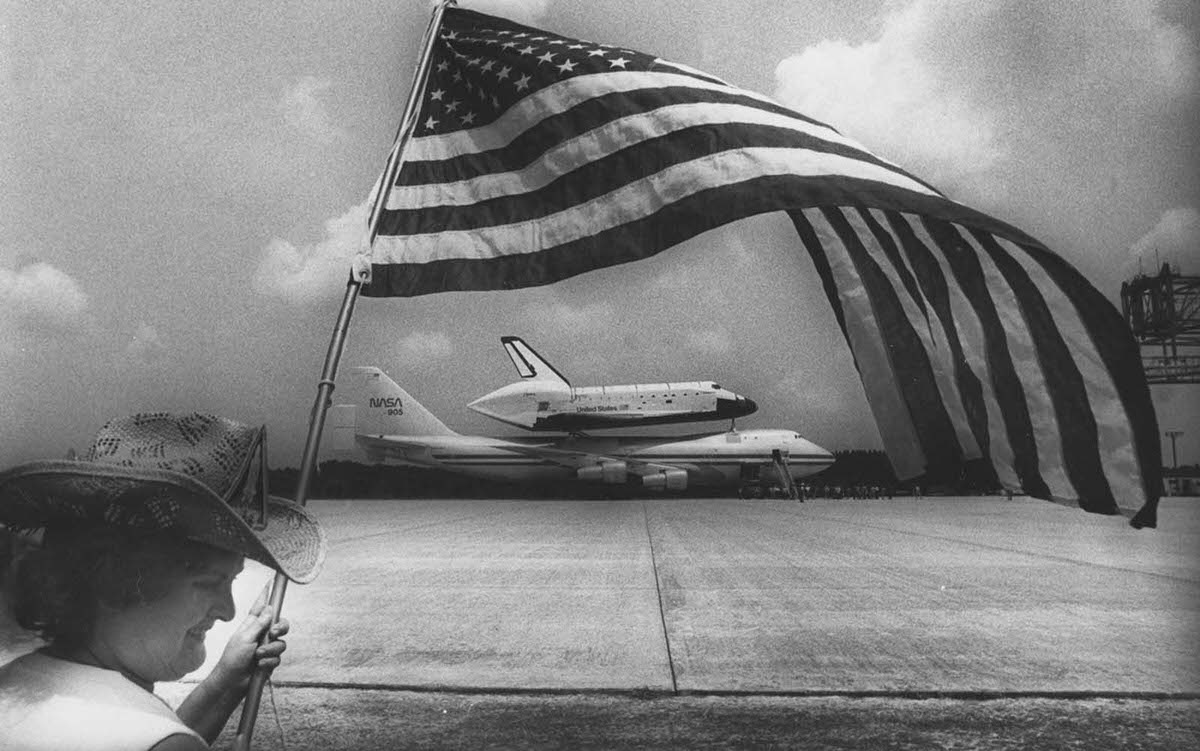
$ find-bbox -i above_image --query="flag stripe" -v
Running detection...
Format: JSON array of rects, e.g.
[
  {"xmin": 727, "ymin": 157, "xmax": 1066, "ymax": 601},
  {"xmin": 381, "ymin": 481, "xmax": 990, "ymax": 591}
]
[
  {"xmin": 856, "ymin": 209, "xmax": 984, "ymax": 463},
  {"xmin": 1016, "ymin": 242, "xmax": 1162, "ymax": 508},
  {"xmin": 882, "ymin": 212, "xmax": 995, "ymax": 471},
  {"xmin": 394, "ymin": 90, "xmax": 930, "ymax": 196},
  {"xmin": 381, "ymin": 127, "xmax": 943, "ymax": 236},
  {"xmin": 374, "ymin": 166, "xmax": 1024, "ymax": 267},
  {"xmin": 371, "ymin": 174, "xmax": 881, "ymax": 294},
  {"xmin": 405, "ymin": 70, "xmax": 846, "ymax": 163},
  {"xmin": 823, "ymin": 207, "xmax": 966, "ymax": 479},
  {"xmin": 649, "ymin": 58, "xmax": 731, "ymax": 87},
  {"xmin": 901, "ymin": 217, "xmax": 1021, "ymax": 491},
  {"xmin": 794, "ymin": 209, "xmax": 927, "ymax": 476},
  {"xmin": 1001, "ymin": 237, "xmax": 1147, "ymax": 513},
  {"xmin": 959, "ymin": 229, "xmax": 1073, "ymax": 503},
  {"xmin": 883, "ymin": 213, "xmax": 993, "ymax": 446},
  {"xmin": 796, "ymin": 206, "xmax": 1012, "ymax": 484},
  {"xmin": 919, "ymin": 218, "xmax": 1053, "ymax": 499},
  {"xmin": 789, "ymin": 209, "xmax": 852, "ymax": 349},
  {"xmin": 858, "ymin": 209, "xmax": 929, "ymax": 324},
  {"xmin": 965, "ymin": 229, "xmax": 1116, "ymax": 511}
]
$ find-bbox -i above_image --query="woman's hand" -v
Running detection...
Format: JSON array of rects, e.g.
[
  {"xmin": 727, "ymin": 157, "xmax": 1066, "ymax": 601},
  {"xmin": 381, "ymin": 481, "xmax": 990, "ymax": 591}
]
[
  {"xmin": 177, "ymin": 585, "xmax": 291, "ymax": 742},
  {"xmin": 211, "ymin": 586, "xmax": 289, "ymax": 692}
]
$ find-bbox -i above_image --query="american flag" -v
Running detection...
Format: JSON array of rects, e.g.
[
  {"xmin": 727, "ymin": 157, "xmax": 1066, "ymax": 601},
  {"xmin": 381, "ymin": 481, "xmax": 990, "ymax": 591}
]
[{"xmin": 364, "ymin": 7, "xmax": 1161, "ymax": 525}]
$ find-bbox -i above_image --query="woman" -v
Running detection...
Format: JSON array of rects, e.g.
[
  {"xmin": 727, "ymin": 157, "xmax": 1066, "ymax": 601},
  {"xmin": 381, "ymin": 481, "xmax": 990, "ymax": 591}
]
[{"xmin": 0, "ymin": 412, "xmax": 327, "ymax": 750}]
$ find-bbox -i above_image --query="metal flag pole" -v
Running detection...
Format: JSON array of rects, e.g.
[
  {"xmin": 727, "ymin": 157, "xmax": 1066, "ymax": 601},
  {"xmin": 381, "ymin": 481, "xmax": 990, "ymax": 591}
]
[
  {"xmin": 232, "ymin": 2, "xmax": 456, "ymax": 748},
  {"xmin": 367, "ymin": 0, "xmax": 457, "ymax": 247}
]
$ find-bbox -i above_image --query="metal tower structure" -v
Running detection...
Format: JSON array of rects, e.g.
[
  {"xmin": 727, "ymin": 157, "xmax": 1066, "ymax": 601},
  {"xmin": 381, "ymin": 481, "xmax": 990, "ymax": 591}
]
[{"xmin": 1121, "ymin": 263, "xmax": 1200, "ymax": 384}]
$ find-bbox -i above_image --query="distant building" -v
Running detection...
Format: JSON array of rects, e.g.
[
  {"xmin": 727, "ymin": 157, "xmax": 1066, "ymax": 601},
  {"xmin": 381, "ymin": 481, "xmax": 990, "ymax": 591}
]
[{"xmin": 1163, "ymin": 467, "xmax": 1200, "ymax": 496}]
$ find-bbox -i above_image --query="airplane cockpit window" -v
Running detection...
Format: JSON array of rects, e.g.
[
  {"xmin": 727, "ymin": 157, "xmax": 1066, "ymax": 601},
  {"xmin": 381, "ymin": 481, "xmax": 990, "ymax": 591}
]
[{"xmin": 711, "ymin": 384, "xmax": 720, "ymax": 389}]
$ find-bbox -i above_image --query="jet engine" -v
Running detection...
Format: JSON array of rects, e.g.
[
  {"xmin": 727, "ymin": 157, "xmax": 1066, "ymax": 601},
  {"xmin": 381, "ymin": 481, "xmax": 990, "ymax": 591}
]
[
  {"xmin": 577, "ymin": 461, "xmax": 628, "ymax": 484},
  {"xmin": 642, "ymin": 468, "xmax": 688, "ymax": 491}
]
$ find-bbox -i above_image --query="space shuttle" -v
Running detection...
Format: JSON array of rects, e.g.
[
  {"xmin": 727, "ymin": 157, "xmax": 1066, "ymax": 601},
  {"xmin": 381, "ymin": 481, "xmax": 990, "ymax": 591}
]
[
  {"xmin": 467, "ymin": 337, "xmax": 758, "ymax": 431},
  {"xmin": 333, "ymin": 366, "xmax": 832, "ymax": 493}
]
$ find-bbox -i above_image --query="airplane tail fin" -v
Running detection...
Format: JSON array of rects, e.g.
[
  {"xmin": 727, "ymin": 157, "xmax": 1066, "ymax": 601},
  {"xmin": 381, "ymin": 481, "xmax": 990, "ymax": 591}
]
[
  {"xmin": 501, "ymin": 336, "xmax": 570, "ymax": 386},
  {"xmin": 343, "ymin": 366, "xmax": 458, "ymax": 437}
]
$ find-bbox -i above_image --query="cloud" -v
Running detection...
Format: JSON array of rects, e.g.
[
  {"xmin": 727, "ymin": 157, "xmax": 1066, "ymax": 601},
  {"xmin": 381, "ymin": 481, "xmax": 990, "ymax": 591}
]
[
  {"xmin": 772, "ymin": 0, "xmax": 1199, "ymax": 190},
  {"xmin": 0, "ymin": 260, "xmax": 91, "ymax": 339},
  {"xmin": 1127, "ymin": 207, "xmax": 1200, "ymax": 276},
  {"xmin": 394, "ymin": 331, "xmax": 454, "ymax": 360},
  {"xmin": 280, "ymin": 76, "xmax": 346, "ymax": 144},
  {"xmin": 532, "ymin": 300, "xmax": 619, "ymax": 334},
  {"xmin": 254, "ymin": 202, "xmax": 367, "ymax": 303},
  {"xmin": 776, "ymin": 38, "xmax": 1002, "ymax": 183},
  {"xmin": 126, "ymin": 322, "xmax": 167, "ymax": 365}
]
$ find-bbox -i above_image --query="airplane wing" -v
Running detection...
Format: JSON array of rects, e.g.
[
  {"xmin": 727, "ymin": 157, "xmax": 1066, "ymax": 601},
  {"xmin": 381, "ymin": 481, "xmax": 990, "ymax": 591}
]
[
  {"xmin": 500, "ymin": 443, "xmax": 725, "ymax": 485},
  {"xmin": 355, "ymin": 434, "xmax": 437, "ymax": 464}
]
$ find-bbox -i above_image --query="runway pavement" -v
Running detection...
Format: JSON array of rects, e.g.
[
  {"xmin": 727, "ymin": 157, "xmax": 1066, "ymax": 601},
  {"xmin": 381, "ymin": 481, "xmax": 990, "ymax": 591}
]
[
  {"xmin": 226, "ymin": 495, "xmax": 1199, "ymax": 695},
  {"xmin": 220, "ymin": 495, "xmax": 1197, "ymax": 748},
  {"xmin": 4, "ymin": 495, "xmax": 1198, "ymax": 748}
]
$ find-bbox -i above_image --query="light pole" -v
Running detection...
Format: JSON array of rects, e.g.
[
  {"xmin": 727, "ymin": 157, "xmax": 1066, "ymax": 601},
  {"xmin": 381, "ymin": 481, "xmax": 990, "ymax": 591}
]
[{"xmin": 1165, "ymin": 430, "xmax": 1184, "ymax": 469}]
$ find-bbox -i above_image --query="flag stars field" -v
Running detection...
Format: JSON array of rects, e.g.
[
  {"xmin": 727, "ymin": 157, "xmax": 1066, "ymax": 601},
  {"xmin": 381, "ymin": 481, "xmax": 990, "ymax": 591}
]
[{"xmin": 415, "ymin": 16, "xmax": 663, "ymax": 138}]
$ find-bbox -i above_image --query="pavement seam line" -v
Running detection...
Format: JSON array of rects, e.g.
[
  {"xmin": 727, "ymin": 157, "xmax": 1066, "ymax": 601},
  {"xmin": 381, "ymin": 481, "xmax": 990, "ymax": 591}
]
[{"xmin": 642, "ymin": 500, "xmax": 679, "ymax": 695}]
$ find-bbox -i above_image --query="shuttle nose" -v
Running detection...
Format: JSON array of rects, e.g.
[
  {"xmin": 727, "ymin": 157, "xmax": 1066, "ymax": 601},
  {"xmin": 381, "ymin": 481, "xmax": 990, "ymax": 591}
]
[
  {"xmin": 717, "ymin": 395, "xmax": 757, "ymax": 418},
  {"xmin": 467, "ymin": 391, "xmax": 501, "ymax": 419},
  {"xmin": 467, "ymin": 394, "xmax": 491, "ymax": 414}
]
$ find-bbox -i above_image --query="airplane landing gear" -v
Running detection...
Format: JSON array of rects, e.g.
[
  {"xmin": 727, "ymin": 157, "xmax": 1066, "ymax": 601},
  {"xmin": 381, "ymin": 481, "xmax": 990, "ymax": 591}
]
[{"xmin": 738, "ymin": 452, "xmax": 802, "ymax": 501}]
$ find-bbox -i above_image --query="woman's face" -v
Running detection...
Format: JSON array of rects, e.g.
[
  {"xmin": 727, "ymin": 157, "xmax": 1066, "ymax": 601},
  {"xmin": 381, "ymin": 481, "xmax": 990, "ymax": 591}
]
[{"xmin": 92, "ymin": 547, "xmax": 244, "ymax": 683}]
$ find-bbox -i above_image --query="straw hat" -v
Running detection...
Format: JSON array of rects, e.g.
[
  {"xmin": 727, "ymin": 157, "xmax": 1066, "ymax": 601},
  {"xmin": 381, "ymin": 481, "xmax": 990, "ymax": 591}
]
[{"xmin": 0, "ymin": 413, "xmax": 326, "ymax": 583}]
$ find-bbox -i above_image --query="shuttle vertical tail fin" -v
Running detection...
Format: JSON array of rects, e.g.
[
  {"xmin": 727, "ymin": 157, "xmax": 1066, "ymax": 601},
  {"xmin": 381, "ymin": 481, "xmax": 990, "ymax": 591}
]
[
  {"xmin": 501, "ymin": 336, "xmax": 570, "ymax": 386},
  {"xmin": 345, "ymin": 366, "xmax": 458, "ymax": 437}
]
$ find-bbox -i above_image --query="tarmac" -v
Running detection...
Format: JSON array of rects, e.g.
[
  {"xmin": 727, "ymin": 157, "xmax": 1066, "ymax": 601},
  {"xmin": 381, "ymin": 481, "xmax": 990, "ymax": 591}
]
[{"xmin": 4, "ymin": 495, "xmax": 1199, "ymax": 748}]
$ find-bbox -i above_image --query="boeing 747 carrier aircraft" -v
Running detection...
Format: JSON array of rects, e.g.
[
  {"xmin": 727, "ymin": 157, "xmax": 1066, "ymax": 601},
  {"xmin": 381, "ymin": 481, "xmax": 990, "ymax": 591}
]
[
  {"xmin": 331, "ymin": 367, "xmax": 833, "ymax": 493},
  {"xmin": 467, "ymin": 336, "xmax": 758, "ymax": 431}
]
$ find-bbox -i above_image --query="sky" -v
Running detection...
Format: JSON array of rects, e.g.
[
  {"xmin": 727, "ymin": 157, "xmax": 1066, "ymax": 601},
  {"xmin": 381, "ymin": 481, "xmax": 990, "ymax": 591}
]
[{"xmin": 3, "ymin": 0, "xmax": 1198, "ymax": 474}]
